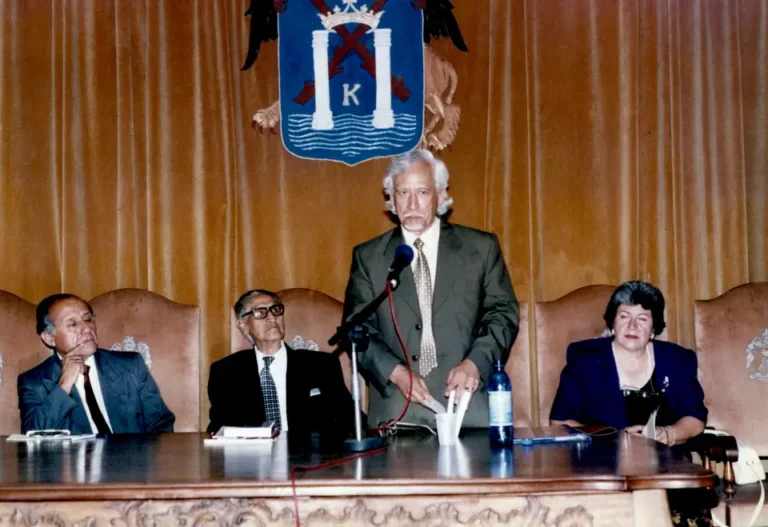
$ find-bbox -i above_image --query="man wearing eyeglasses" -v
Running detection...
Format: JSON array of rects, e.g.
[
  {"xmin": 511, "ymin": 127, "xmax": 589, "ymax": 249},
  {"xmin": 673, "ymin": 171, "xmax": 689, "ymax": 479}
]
[{"xmin": 207, "ymin": 289, "xmax": 356, "ymax": 438}]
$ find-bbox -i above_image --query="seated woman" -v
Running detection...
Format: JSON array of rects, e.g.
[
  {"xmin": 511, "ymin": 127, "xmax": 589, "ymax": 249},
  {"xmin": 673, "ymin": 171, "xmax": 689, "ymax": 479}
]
[{"xmin": 550, "ymin": 280, "xmax": 706, "ymax": 445}]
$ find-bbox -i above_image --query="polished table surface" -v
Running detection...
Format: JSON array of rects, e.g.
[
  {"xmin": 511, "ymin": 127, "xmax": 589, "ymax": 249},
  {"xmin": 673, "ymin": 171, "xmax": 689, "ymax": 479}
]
[{"xmin": 0, "ymin": 429, "xmax": 715, "ymax": 501}]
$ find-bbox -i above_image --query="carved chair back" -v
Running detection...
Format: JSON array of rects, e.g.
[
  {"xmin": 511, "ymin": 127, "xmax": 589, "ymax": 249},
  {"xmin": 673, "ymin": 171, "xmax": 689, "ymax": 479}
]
[{"xmin": 90, "ymin": 289, "xmax": 201, "ymax": 432}]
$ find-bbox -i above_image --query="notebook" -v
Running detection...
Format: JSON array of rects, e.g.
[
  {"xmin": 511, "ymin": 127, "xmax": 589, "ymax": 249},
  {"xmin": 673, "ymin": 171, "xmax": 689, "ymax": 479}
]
[
  {"xmin": 204, "ymin": 423, "xmax": 279, "ymax": 445},
  {"xmin": 512, "ymin": 426, "xmax": 591, "ymax": 446}
]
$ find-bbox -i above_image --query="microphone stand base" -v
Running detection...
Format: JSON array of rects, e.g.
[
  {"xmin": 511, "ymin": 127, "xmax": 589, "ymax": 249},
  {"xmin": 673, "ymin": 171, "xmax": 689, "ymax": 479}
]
[{"xmin": 344, "ymin": 436, "xmax": 388, "ymax": 452}]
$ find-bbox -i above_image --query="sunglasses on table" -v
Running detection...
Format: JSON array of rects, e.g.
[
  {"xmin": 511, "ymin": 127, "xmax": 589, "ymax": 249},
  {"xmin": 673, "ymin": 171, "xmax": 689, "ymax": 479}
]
[{"xmin": 241, "ymin": 303, "xmax": 285, "ymax": 320}]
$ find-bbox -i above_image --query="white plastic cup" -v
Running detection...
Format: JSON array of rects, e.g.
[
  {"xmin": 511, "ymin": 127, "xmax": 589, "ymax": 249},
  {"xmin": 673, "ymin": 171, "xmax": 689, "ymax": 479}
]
[{"xmin": 436, "ymin": 413, "xmax": 457, "ymax": 446}]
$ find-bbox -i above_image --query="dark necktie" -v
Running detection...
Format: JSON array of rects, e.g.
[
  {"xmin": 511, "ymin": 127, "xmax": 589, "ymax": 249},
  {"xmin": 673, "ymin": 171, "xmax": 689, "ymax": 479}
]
[
  {"xmin": 82, "ymin": 365, "xmax": 111, "ymax": 434},
  {"xmin": 261, "ymin": 356, "xmax": 282, "ymax": 430}
]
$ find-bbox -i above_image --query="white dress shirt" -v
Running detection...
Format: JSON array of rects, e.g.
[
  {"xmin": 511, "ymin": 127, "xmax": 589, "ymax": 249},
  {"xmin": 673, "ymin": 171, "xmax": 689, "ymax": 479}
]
[
  {"xmin": 58, "ymin": 353, "xmax": 114, "ymax": 433},
  {"xmin": 401, "ymin": 219, "xmax": 441, "ymax": 289},
  {"xmin": 254, "ymin": 342, "xmax": 289, "ymax": 431}
]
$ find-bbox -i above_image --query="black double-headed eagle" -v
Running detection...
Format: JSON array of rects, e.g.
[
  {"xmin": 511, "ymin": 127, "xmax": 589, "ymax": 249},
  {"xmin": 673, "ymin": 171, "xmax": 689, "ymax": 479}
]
[{"xmin": 240, "ymin": 0, "xmax": 468, "ymax": 71}]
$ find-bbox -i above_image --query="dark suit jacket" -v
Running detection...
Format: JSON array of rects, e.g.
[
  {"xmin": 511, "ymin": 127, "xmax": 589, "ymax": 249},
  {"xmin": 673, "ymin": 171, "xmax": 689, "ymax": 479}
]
[
  {"xmin": 549, "ymin": 337, "xmax": 708, "ymax": 429},
  {"xmin": 343, "ymin": 222, "xmax": 519, "ymax": 428},
  {"xmin": 207, "ymin": 345, "xmax": 357, "ymax": 437},
  {"xmin": 18, "ymin": 349, "xmax": 175, "ymax": 434}
]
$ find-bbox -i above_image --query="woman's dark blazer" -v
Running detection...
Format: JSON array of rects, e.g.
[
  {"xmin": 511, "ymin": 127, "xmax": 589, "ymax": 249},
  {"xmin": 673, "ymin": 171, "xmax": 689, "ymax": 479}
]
[{"xmin": 549, "ymin": 337, "xmax": 708, "ymax": 429}]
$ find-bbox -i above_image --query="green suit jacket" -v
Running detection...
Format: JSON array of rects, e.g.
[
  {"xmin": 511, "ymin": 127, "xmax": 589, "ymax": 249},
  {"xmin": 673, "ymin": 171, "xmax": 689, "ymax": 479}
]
[{"xmin": 343, "ymin": 221, "xmax": 519, "ymax": 428}]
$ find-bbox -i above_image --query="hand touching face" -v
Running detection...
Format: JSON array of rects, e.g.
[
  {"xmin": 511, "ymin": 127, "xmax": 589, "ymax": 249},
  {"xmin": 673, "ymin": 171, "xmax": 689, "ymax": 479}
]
[{"xmin": 41, "ymin": 297, "xmax": 98, "ymax": 358}]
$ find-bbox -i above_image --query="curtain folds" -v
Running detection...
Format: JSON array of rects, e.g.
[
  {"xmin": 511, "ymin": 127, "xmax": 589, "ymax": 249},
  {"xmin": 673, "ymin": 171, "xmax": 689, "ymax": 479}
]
[{"xmin": 0, "ymin": 0, "xmax": 765, "ymax": 425}]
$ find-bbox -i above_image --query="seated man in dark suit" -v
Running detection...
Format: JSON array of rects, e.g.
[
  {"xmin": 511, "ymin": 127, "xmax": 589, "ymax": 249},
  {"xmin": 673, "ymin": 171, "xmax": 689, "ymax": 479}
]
[
  {"xmin": 207, "ymin": 289, "xmax": 356, "ymax": 437},
  {"xmin": 18, "ymin": 294, "xmax": 175, "ymax": 434}
]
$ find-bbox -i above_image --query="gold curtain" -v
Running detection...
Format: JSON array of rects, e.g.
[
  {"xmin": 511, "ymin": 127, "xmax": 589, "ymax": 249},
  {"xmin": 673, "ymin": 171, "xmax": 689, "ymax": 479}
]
[{"xmin": 0, "ymin": 0, "xmax": 766, "ymax": 426}]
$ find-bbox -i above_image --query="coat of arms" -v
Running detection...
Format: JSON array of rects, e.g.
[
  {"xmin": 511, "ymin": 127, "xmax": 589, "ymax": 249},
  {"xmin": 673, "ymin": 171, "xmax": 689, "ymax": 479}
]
[
  {"xmin": 242, "ymin": 0, "xmax": 467, "ymax": 165},
  {"xmin": 745, "ymin": 329, "xmax": 768, "ymax": 382}
]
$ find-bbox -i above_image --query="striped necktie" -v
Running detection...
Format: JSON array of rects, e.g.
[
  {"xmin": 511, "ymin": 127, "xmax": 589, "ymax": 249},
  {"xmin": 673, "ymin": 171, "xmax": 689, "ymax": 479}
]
[{"xmin": 261, "ymin": 356, "xmax": 282, "ymax": 430}]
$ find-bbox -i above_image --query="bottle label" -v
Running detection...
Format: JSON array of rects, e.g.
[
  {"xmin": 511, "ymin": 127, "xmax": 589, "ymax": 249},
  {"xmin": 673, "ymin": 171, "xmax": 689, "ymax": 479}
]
[{"xmin": 488, "ymin": 392, "xmax": 513, "ymax": 426}]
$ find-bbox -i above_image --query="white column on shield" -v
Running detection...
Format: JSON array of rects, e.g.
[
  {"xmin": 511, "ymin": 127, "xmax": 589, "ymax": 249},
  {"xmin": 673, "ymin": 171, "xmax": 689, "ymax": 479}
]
[
  {"xmin": 311, "ymin": 30, "xmax": 334, "ymax": 130},
  {"xmin": 371, "ymin": 28, "xmax": 395, "ymax": 129}
]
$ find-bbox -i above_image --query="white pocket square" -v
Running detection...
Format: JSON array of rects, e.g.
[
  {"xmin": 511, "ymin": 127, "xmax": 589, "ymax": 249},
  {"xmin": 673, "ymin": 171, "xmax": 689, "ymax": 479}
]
[{"xmin": 310, "ymin": 388, "xmax": 321, "ymax": 397}]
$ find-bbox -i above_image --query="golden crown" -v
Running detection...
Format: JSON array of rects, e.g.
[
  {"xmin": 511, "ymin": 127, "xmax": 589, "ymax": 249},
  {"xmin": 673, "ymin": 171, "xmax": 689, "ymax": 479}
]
[{"xmin": 318, "ymin": 0, "xmax": 383, "ymax": 32}]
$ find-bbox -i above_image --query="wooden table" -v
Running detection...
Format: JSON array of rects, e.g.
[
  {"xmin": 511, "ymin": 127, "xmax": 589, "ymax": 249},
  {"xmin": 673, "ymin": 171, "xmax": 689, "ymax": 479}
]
[{"xmin": 0, "ymin": 429, "xmax": 715, "ymax": 526}]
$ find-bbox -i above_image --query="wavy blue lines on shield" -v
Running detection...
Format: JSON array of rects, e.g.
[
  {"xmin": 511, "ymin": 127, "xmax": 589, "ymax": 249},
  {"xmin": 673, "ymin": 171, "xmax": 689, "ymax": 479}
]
[{"xmin": 283, "ymin": 113, "xmax": 421, "ymax": 165}]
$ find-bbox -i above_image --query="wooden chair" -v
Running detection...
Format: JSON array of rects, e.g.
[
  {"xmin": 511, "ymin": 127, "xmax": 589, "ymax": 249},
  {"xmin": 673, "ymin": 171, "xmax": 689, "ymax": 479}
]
[
  {"xmin": 0, "ymin": 291, "xmax": 52, "ymax": 434},
  {"xmin": 230, "ymin": 288, "xmax": 363, "ymax": 407},
  {"xmin": 90, "ymin": 289, "xmax": 201, "ymax": 432},
  {"xmin": 695, "ymin": 282, "xmax": 768, "ymax": 526},
  {"xmin": 534, "ymin": 284, "xmax": 673, "ymax": 426},
  {"xmin": 535, "ymin": 285, "xmax": 616, "ymax": 426},
  {"xmin": 507, "ymin": 302, "xmax": 532, "ymax": 427}
]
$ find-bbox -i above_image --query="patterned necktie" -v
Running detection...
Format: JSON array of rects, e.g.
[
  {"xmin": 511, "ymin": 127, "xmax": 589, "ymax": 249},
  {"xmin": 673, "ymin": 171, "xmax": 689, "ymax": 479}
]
[
  {"xmin": 261, "ymin": 356, "xmax": 282, "ymax": 430},
  {"xmin": 82, "ymin": 365, "xmax": 111, "ymax": 434},
  {"xmin": 413, "ymin": 238, "xmax": 438, "ymax": 377}
]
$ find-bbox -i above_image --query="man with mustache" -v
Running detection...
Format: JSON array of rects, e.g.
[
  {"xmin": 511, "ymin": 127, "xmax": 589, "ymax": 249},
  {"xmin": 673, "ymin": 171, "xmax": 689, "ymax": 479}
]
[
  {"xmin": 207, "ymin": 289, "xmax": 356, "ymax": 437},
  {"xmin": 18, "ymin": 294, "xmax": 175, "ymax": 434},
  {"xmin": 343, "ymin": 150, "xmax": 519, "ymax": 428}
]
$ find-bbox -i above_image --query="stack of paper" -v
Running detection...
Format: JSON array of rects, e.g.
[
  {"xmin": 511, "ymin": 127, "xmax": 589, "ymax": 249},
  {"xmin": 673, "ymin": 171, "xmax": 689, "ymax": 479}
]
[
  {"xmin": 204, "ymin": 424, "xmax": 278, "ymax": 445},
  {"xmin": 7, "ymin": 430, "xmax": 97, "ymax": 442}
]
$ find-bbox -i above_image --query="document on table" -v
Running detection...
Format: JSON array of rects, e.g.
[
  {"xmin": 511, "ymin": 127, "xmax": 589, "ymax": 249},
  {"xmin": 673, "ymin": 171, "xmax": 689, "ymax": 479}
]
[
  {"xmin": 7, "ymin": 430, "xmax": 97, "ymax": 442},
  {"xmin": 204, "ymin": 424, "xmax": 279, "ymax": 445}
]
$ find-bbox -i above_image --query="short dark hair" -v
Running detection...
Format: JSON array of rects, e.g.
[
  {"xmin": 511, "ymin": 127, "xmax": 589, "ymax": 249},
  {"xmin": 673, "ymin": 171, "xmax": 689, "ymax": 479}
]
[
  {"xmin": 603, "ymin": 281, "xmax": 666, "ymax": 336},
  {"xmin": 36, "ymin": 293, "xmax": 93, "ymax": 335},
  {"xmin": 234, "ymin": 289, "xmax": 281, "ymax": 319}
]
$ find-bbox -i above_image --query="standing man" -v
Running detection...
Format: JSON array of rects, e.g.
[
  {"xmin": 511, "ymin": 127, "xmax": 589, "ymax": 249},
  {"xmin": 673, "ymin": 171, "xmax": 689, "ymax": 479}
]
[
  {"xmin": 343, "ymin": 150, "xmax": 519, "ymax": 428},
  {"xmin": 207, "ymin": 289, "xmax": 356, "ymax": 437},
  {"xmin": 18, "ymin": 294, "xmax": 175, "ymax": 434}
]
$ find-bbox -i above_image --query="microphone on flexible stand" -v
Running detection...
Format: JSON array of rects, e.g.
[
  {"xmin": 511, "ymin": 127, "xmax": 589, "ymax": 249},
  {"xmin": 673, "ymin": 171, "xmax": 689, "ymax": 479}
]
[
  {"xmin": 329, "ymin": 244, "xmax": 414, "ymax": 348},
  {"xmin": 329, "ymin": 244, "xmax": 414, "ymax": 453}
]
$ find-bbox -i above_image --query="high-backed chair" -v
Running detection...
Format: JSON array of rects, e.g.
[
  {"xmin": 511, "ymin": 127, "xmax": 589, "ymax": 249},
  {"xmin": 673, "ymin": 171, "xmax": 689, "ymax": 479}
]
[
  {"xmin": 535, "ymin": 285, "xmax": 616, "ymax": 426},
  {"xmin": 695, "ymin": 282, "xmax": 768, "ymax": 454},
  {"xmin": 279, "ymin": 288, "xmax": 346, "ymax": 353},
  {"xmin": 230, "ymin": 288, "xmax": 363, "ymax": 406},
  {"xmin": 507, "ymin": 302, "xmax": 532, "ymax": 427},
  {"xmin": 0, "ymin": 291, "xmax": 52, "ymax": 435},
  {"xmin": 90, "ymin": 289, "xmax": 201, "ymax": 432},
  {"xmin": 230, "ymin": 288, "xmax": 343, "ymax": 351},
  {"xmin": 694, "ymin": 282, "xmax": 768, "ymax": 526}
]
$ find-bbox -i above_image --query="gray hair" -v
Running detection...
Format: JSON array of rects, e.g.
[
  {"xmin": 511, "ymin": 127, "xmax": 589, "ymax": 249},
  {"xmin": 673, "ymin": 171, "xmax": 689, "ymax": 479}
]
[
  {"xmin": 36, "ymin": 293, "xmax": 94, "ymax": 337},
  {"xmin": 382, "ymin": 150, "xmax": 454, "ymax": 216},
  {"xmin": 42, "ymin": 315, "xmax": 56, "ymax": 336}
]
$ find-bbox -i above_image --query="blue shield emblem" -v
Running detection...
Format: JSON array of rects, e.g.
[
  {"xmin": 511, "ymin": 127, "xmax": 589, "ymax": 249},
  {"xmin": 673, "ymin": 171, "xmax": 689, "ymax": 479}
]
[{"xmin": 278, "ymin": 0, "xmax": 424, "ymax": 166}]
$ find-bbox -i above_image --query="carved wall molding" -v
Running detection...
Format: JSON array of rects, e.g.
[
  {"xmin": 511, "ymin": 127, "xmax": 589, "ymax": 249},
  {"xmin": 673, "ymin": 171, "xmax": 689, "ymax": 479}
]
[
  {"xmin": 303, "ymin": 498, "xmax": 596, "ymax": 526},
  {"xmin": 0, "ymin": 492, "xmax": 643, "ymax": 527}
]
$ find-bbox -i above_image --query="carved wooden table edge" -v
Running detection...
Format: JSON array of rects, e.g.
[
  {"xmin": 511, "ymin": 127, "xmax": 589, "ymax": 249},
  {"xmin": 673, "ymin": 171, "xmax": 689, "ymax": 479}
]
[
  {"xmin": 0, "ymin": 478, "xmax": 630, "ymax": 502},
  {"xmin": 626, "ymin": 471, "xmax": 717, "ymax": 491},
  {"xmin": 0, "ymin": 473, "xmax": 715, "ymax": 502}
]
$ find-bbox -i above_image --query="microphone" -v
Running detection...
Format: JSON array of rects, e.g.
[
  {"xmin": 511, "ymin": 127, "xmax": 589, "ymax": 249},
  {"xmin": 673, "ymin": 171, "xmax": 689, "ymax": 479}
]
[
  {"xmin": 387, "ymin": 244, "xmax": 415, "ymax": 283},
  {"xmin": 328, "ymin": 244, "xmax": 414, "ymax": 348}
]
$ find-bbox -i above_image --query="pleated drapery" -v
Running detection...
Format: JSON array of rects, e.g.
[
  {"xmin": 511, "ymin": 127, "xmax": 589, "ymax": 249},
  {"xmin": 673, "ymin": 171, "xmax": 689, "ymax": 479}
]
[{"xmin": 0, "ymin": 0, "xmax": 765, "ymax": 426}]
